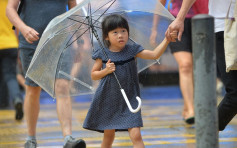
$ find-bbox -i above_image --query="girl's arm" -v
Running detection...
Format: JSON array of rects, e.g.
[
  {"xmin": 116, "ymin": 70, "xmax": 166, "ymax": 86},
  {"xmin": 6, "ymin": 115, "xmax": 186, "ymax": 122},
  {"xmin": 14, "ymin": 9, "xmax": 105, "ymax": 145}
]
[
  {"xmin": 136, "ymin": 38, "xmax": 169, "ymax": 60},
  {"xmin": 91, "ymin": 59, "xmax": 115, "ymax": 80},
  {"xmin": 137, "ymin": 31, "xmax": 177, "ymax": 60}
]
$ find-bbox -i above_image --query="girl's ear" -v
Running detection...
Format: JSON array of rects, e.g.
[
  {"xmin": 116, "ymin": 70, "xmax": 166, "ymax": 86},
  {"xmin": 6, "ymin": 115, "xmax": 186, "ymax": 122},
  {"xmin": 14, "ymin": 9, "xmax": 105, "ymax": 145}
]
[{"xmin": 105, "ymin": 36, "xmax": 109, "ymax": 40}]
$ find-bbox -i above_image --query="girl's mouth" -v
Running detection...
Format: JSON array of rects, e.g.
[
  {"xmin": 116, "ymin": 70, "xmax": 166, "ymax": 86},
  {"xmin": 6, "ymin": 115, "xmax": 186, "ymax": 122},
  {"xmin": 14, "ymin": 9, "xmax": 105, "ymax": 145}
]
[{"xmin": 119, "ymin": 40, "xmax": 124, "ymax": 43}]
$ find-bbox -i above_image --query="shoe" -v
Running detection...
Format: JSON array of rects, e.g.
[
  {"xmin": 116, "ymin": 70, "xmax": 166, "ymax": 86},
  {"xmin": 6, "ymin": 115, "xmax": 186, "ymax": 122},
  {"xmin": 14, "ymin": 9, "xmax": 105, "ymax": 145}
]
[
  {"xmin": 14, "ymin": 98, "xmax": 23, "ymax": 120},
  {"xmin": 64, "ymin": 137, "xmax": 86, "ymax": 148},
  {"xmin": 184, "ymin": 116, "xmax": 195, "ymax": 125},
  {"xmin": 24, "ymin": 140, "xmax": 37, "ymax": 148}
]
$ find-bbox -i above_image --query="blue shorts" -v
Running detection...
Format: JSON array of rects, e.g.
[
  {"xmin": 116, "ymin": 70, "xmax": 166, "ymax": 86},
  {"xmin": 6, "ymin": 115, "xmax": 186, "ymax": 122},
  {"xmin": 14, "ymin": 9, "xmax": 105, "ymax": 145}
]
[
  {"xmin": 19, "ymin": 48, "xmax": 39, "ymax": 87},
  {"xmin": 19, "ymin": 47, "xmax": 75, "ymax": 87}
]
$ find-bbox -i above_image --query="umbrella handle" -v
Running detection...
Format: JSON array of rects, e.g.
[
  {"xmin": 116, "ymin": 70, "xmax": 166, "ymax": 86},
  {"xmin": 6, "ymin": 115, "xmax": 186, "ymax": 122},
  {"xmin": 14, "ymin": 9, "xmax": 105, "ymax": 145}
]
[{"xmin": 120, "ymin": 89, "xmax": 142, "ymax": 113}]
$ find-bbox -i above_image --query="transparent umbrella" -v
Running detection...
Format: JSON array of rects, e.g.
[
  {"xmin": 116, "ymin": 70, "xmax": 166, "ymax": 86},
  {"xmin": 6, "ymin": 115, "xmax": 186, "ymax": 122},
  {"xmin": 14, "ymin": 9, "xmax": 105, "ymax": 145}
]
[{"xmin": 26, "ymin": 0, "xmax": 174, "ymax": 113}]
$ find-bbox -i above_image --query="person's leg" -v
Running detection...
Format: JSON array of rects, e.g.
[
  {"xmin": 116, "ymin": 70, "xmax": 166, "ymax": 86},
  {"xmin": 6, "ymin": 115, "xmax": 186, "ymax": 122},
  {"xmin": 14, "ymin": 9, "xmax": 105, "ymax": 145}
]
[
  {"xmin": 55, "ymin": 79, "xmax": 86, "ymax": 148},
  {"xmin": 0, "ymin": 56, "xmax": 9, "ymax": 108},
  {"xmin": 215, "ymin": 32, "xmax": 237, "ymax": 131},
  {"xmin": 55, "ymin": 79, "xmax": 72, "ymax": 136},
  {"xmin": 101, "ymin": 129, "xmax": 115, "ymax": 148},
  {"xmin": 19, "ymin": 48, "xmax": 42, "ymax": 147},
  {"xmin": 173, "ymin": 51, "xmax": 194, "ymax": 120},
  {"xmin": 1, "ymin": 48, "xmax": 23, "ymax": 120},
  {"xmin": 24, "ymin": 86, "xmax": 41, "ymax": 136},
  {"xmin": 128, "ymin": 127, "xmax": 144, "ymax": 148},
  {"xmin": 24, "ymin": 85, "xmax": 41, "ymax": 148}
]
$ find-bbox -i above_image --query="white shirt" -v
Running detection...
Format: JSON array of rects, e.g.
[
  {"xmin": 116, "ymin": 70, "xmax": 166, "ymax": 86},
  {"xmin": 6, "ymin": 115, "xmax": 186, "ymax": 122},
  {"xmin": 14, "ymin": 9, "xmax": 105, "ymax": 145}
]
[{"xmin": 208, "ymin": 0, "xmax": 236, "ymax": 32}]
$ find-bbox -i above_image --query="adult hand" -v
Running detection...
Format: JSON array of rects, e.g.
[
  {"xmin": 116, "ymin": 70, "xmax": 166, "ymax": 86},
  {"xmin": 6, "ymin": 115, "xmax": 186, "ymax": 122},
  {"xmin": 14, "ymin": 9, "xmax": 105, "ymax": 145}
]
[
  {"xmin": 21, "ymin": 25, "xmax": 39, "ymax": 44},
  {"xmin": 165, "ymin": 18, "xmax": 184, "ymax": 42}
]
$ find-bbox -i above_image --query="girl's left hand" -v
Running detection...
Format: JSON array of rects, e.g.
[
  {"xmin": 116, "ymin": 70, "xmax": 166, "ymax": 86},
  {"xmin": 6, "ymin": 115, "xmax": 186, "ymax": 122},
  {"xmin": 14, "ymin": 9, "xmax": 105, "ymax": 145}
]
[{"xmin": 170, "ymin": 30, "xmax": 178, "ymax": 42}]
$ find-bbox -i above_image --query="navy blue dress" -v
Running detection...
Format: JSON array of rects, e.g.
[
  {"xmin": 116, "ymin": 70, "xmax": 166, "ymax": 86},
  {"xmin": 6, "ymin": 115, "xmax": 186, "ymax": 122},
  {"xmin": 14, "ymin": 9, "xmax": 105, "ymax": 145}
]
[{"xmin": 83, "ymin": 43, "xmax": 144, "ymax": 133}]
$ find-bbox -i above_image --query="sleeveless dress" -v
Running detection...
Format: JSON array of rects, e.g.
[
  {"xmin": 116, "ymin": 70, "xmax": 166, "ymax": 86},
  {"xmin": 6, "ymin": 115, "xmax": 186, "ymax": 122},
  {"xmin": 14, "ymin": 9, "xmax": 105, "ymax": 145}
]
[{"xmin": 83, "ymin": 43, "xmax": 144, "ymax": 133}]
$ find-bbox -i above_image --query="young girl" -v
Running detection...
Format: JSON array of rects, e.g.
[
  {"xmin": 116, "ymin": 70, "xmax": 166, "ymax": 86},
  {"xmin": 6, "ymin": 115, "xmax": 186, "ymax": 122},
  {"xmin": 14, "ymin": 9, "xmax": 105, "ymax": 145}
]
[{"xmin": 83, "ymin": 14, "xmax": 177, "ymax": 148}]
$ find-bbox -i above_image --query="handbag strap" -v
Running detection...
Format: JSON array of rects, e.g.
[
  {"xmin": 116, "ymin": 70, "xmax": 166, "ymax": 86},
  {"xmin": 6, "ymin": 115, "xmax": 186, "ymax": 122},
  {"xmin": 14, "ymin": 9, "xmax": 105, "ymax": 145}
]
[
  {"xmin": 226, "ymin": 0, "xmax": 237, "ymax": 18},
  {"xmin": 235, "ymin": 0, "xmax": 237, "ymax": 17}
]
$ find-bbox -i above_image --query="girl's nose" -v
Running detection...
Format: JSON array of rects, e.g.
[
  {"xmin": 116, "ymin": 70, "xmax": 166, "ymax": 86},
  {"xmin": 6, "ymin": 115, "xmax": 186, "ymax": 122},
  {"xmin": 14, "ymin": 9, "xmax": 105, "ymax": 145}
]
[{"xmin": 118, "ymin": 33, "xmax": 123, "ymax": 38}]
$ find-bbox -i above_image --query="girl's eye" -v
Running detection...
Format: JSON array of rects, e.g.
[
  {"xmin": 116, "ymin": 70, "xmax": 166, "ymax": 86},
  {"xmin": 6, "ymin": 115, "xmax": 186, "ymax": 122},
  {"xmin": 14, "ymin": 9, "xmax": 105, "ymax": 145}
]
[{"xmin": 122, "ymin": 30, "xmax": 126, "ymax": 32}]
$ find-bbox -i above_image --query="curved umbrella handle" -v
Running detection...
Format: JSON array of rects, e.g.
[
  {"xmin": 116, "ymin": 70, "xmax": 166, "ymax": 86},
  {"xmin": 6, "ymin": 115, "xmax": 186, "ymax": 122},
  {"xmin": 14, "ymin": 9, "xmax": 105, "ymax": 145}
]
[{"xmin": 120, "ymin": 89, "xmax": 142, "ymax": 113}]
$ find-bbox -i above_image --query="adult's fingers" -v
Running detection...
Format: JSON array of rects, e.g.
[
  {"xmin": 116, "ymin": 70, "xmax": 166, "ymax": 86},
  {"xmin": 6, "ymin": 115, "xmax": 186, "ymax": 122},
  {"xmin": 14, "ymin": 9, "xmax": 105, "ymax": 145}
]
[
  {"xmin": 31, "ymin": 30, "xmax": 39, "ymax": 41},
  {"xmin": 26, "ymin": 38, "xmax": 33, "ymax": 44},
  {"xmin": 27, "ymin": 29, "xmax": 39, "ymax": 41},
  {"xmin": 177, "ymin": 29, "xmax": 183, "ymax": 41}
]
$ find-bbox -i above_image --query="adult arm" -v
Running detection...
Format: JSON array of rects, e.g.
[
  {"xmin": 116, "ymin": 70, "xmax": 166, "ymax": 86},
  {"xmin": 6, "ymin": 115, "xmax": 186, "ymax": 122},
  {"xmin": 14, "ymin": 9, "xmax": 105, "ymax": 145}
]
[
  {"xmin": 150, "ymin": 0, "xmax": 167, "ymax": 46},
  {"xmin": 166, "ymin": 0, "xmax": 196, "ymax": 41},
  {"xmin": 6, "ymin": 0, "xmax": 39, "ymax": 44}
]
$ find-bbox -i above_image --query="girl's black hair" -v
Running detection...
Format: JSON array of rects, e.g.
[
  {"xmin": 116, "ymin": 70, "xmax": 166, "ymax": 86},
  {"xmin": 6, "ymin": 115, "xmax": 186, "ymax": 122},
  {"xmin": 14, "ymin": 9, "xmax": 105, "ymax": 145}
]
[{"xmin": 101, "ymin": 14, "xmax": 129, "ymax": 47}]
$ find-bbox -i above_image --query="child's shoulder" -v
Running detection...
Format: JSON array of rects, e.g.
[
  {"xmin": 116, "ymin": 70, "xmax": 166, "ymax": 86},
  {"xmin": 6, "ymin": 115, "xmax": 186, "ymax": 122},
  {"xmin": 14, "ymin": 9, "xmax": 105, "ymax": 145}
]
[{"xmin": 92, "ymin": 48, "xmax": 103, "ymax": 60}]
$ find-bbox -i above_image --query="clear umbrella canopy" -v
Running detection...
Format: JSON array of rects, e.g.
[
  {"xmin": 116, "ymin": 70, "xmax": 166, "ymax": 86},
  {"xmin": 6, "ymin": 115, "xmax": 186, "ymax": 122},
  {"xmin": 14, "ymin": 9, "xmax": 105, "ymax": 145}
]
[{"xmin": 26, "ymin": 0, "xmax": 174, "ymax": 100}]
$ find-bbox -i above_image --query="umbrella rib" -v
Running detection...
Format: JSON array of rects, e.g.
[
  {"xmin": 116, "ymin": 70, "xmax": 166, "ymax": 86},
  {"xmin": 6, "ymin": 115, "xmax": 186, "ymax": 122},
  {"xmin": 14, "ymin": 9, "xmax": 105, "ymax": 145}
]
[
  {"xmin": 64, "ymin": 17, "xmax": 90, "ymax": 48},
  {"xmin": 90, "ymin": 0, "xmax": 116, "ymax": 16},
  {"xmin": 64, "ymin": 27, "xmax": 90, "ymax": 49},
  {"xmin": 59, "ymin": 71, "xmax": 93, "ymax": 90},
  {"xmin": 90, "ymin": 0, "xmax": 116, "ymax": 26},
  {"xmin": 66, "ymin": 17, "xmax": 101, "ymax": 30}
]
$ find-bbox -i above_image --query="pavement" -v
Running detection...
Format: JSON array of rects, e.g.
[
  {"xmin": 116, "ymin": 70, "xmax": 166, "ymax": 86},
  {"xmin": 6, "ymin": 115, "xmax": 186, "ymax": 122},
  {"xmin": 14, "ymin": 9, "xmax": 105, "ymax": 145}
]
[{"xmin": 0, "ymin": 86, "xmax": 237, "ymax": 148}]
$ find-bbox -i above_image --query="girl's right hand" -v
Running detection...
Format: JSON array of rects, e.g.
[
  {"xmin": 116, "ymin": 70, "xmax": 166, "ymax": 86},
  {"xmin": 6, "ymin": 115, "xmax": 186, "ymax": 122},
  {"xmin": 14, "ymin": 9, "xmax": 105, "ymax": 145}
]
[
  {"xmin": 170, "ymin": 30, "xmax": 178, "ymax": 42},
  {"xmin": 106, "ymin": 59, "xmax": 115, "ymax": 73}
]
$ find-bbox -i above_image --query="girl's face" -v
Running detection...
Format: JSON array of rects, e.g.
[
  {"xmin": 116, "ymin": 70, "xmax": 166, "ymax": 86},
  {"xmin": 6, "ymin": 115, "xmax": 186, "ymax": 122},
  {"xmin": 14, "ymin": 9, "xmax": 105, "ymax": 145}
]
[{"xmin": 105, "ymin": 27, "xmax": 128, "ymax": 51}]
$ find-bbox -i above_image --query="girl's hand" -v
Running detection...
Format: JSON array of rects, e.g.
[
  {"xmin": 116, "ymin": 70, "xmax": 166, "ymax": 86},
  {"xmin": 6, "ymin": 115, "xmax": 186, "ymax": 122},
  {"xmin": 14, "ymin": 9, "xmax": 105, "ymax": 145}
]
[
  {"xmin": 105, "ymin": 59, "xmax": 115, "ymax": 73},
  {"xmin": 165, "ymin": 18, "xmax": 184, "ymax": 41},
  {"xmin": 170, "ymin": 30, "xmax": 178, "ymax": 42}
]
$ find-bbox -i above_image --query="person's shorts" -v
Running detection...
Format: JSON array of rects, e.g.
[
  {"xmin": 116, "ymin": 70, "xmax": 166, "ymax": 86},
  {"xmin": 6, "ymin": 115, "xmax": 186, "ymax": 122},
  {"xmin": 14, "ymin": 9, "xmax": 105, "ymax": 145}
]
[
  {"xmin": 19, "ymin": 47, "xmax": 75, "ymax": 87},
  {"xmin": 169, "ymin": 18, "xmax": 192, "ymax": 53},
  {"xmin": 19, "ymin": 48, "xmax": 39, "ymax": 87}
]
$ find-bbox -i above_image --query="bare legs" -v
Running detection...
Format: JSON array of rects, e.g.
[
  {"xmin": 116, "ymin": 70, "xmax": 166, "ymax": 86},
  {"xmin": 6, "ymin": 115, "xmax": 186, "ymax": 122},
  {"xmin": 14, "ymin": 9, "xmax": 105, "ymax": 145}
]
[
  {"xmin": 57, "ymin": 97, "xmax": 72, "ymax": 136},
  {"xmin": 102, "ymin": 128, "xmax": 144, "ymax": 148},
  {"xmin": 55, "ymin": 79, "xmax": 73, "ymax": 137},
  {"xmin": 101, "ymin": 130, "xmax": 115, "ymax": 148},
  {"xmin": 128, "ymin": 128, "xmax": 144, "ymax": 148},
  {"xmin": 24, "ymin": 85, "xmax": 41, "ymax": 136},
  {"xmin": 24, "ymin": 80, "xmax": 73, "ymax": 137},
  {"xmin": 173, "ymin": 51, "xmax": 194, "ymax": 120}
]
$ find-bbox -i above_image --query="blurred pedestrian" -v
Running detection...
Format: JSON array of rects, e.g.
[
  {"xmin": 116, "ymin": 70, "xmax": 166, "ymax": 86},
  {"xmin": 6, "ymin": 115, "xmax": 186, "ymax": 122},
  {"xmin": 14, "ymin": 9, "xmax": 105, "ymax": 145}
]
[
  {"xmin": 209, "ymin": 0, "xmax": 237, "ymax": 131},
  {"xmin": 0, "ymin": 0, "xmax": 23, "ymax": 120},
  {"xmin": 165, "ymin": 0, "xmax": 237, "ymax": 131},
  {"xmin": 150, "ymin": 0, "xmax": 208, "ymax": 124},
  {"xmin": 6, "ymin": 0, "xmax": 86, "ymax": 147},
  {"xmin": 16, "ymin": 51, "xmax": 26, "ymax": 91}
]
